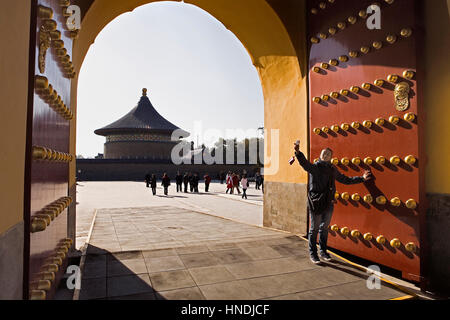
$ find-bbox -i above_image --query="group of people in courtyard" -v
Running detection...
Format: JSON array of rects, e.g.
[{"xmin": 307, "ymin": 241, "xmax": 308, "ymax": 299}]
[
  {"xmin": 144, "ymin": 170, "xmax": 264, "ymax": 199},
  {"xmin": 224, "ymin": 171, "xmax": 260, "ymax": 200},
  {"xmin": 145, "ymin": 172, "xmax": 203, "ymax": 196}
]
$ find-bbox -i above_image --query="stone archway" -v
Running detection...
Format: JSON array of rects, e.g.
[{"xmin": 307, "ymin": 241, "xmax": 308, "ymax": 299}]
[{"xmin": 69, "ymin": 0, "xmax": 310, "ymax": 234}]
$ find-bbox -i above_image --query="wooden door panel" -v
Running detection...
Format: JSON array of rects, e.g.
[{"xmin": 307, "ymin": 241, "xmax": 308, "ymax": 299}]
[
  {"xmin": 308, "ymin": 0, "xmax": 424, "ymax": 282},
  {"xmin": 27, "ymin": 0, "xmax": 75, "ymax": 299}
]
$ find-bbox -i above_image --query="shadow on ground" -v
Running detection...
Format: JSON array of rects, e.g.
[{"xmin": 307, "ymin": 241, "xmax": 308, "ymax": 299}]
[
  {"xmin": 70, "ymin": 237, "xmax": 409, "ymax": 300},
  {"xmin": 78, "ymin": 246, "xmax": 163, "ymax": 300},
  {"xmin": 68, "ymin": 206, "xmax": 410, "ymax": 300}
]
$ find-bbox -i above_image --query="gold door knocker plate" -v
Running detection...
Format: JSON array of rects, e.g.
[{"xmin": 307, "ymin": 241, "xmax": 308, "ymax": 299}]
[
  {"xmin": 39, "ymin": 25, "xmax": 51, "ymax": 73},
  {"xmin": 394, "ymin": 82, "xmax": 410, "ymax": 111}
]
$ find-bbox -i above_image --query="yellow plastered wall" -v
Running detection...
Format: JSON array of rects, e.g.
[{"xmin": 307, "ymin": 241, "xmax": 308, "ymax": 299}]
[
  {"xmin": 424, "ymin": 0, "xmax": 450, "ymax": 194},
  {"xmin": 0, "ymin": 1, "xmax": 31, "ymax": 234},
  {"xmin": 70, "ymin": 0, "xmax": 309, "ymax": 190}
]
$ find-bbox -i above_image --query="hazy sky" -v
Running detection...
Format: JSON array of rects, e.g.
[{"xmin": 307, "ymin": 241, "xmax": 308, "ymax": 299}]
[{"xmin": 77, "ymin": 2, "xmax": 264, "ymax": 158}]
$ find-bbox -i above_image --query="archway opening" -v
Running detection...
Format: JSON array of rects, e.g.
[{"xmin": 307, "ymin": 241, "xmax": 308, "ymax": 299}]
[{"xmin": 70, "ymin": 0, "xmax": 307, "ymax": 253}]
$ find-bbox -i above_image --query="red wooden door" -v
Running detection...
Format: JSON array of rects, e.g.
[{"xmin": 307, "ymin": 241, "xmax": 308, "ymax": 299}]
[
  {"xmin": 308, "ymin": 0, "xmax": 426, "ymax": 283},
  {"xmin": 25, "ymin": 0, "xmax": 76, "ymax": 300}
]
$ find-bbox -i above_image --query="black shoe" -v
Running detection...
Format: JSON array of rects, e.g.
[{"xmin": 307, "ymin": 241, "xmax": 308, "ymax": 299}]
[
  {"xmin": 320, "ymin": 252, "xmax": 332, "ymax": 262},
  {"xmin": 310, "ymin": 255, "xmax": 321, "ymax": 265}
]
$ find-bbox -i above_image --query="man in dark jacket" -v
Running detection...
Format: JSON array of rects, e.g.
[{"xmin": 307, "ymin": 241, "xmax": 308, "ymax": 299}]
[
  {"xmin": 161, "ymin": 173, "xmax": 171, "ymax": 196},
  {"xmin": 150, "ymin": 174, "xmax": 157, "ymax": 196},
  {"xmin": 294, "ymin": 143, "xmax": 372, "ymax": 264},
  {"xmin": 175, "ymin": 171, "xmax": 183, "ymax": 193},
  {"xmin": 145, "ymin": 173, "xmax": 151, "ymax": 188},
  {"xmin": 193, "ymin": 173, "xmax": 200, "ymax": 193},
  {"xmin": 255, "ymin": 173, "xmax": 261, "ymax": 190},
  {"xmin": 188, "ymin": 173, "xmax": 194, "ymax": 193},
  {"xmin": 183, "ymin": 173, "xmax": 189, "ymax": 193}
]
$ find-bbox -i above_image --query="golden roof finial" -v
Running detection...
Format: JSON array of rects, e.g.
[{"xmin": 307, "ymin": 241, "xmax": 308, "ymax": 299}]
[{"xmin": 142, "ymin": 88, "xmax": 147, "ymax": 96}]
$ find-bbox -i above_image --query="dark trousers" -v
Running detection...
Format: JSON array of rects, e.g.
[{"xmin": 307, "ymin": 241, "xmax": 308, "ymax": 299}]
[
  {"xmin": 176, "ymin": 183, "xmax": 182, "ymax": 192},
  {"xmin": 205, "ymin": 183, "xmax": 210, "ymax": 192},
  {"xmin": 151, "ymin": 187, "xmax": 156, "ymax": 196},
  {"xmin": 242, "ymin": 188, "xmax": 247, "ymax": 199},
  {"xmin": 164, "ymin": 187, "xmax": 168, "ymax": 196},
  {"xmin": 308, "ymin": 204, "xmax": 334, "ymax": 257},
  {"xmin": 184, "ymin": 183, "xmax": 188, "ymax": 193}
]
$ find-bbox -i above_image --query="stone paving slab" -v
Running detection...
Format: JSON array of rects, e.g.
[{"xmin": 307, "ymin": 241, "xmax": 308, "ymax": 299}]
[
  {"xmin": 88, "ymin": 206, "xmax": 284, "ymax": 252},
  {"xmin": 75, "ymin": 206, "xmax": 409, "ymax": 300}
]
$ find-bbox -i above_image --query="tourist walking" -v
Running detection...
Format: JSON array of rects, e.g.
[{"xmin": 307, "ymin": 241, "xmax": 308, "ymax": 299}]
[
  {"xmin": 204, "ymin": 173, "xmax": 212, "ymax": 192},
  {"xmin": 183, "ymin": 172, "xmax": 189, "ymax": 193},
  {"xmin": 193, "ymin": 173, "xmax": 200, "ymax": 193},
  {"xmin": 145, "ymin": 173, "xmax": 151, "ymax": 188},
  {"xmin": 255, "ymin": 172, "xmax": 261, "ymax": 190},
  {"xmin": 150, "ymin": 174, "xmax": 157, "ymax": 196},
  {"xmin": 232, "ymin": 173, "xmax": 241, "ymax": 194},
  {"xmin": 226, "ymin": 172, "xmax": 233, "ymax": 194},
  {"xmin": 189, "ymin": 173, "xmax": 194, "ymax": 192},
  {"xmin": 241, "ymin": 174, "xmax": 248, "ymax": 200},
  {"xmin": 161, "ymin": 173, "xmax": 171, "ymax": 196},
  {"xmin": 175, "ymin": 171, "xmax": 183, "ymax": 193},
  {"xmin": 292, "ymin": 141, "xmax": 372, "ymax": 264}
]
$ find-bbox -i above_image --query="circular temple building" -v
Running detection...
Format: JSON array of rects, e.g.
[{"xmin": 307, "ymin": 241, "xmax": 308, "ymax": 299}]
[{"xmin": 95, "ymin": 89, "xmax": 189, "ymax": 160}]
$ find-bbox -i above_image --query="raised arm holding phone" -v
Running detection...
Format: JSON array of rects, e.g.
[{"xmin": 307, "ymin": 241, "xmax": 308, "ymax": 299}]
[{"xmin": 292, "ymin": 141, "xmax": 372, "ymax": 264}]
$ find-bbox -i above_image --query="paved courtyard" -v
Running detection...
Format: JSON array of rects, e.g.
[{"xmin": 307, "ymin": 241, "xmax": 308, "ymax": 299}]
[
  {"xmin": 70, "ymin": 182, "xmax": 414, "ymax": 300},
  {"xmin": 75, "ymin": 182, "xmax": 264, "ymax": 250}
]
